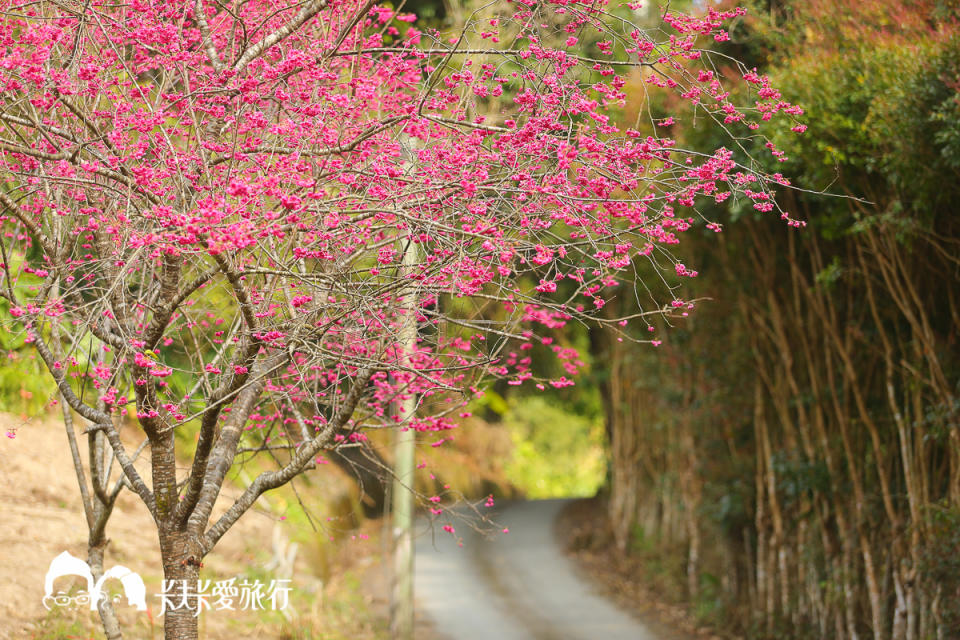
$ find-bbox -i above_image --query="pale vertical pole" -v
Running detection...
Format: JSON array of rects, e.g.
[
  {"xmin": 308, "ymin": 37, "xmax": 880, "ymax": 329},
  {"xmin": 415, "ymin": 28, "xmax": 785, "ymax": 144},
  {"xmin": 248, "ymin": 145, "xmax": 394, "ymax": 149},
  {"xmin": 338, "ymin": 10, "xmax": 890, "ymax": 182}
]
[{"xmin": 390, "ymin": 238, "xmax": 417, "ymax": 640}]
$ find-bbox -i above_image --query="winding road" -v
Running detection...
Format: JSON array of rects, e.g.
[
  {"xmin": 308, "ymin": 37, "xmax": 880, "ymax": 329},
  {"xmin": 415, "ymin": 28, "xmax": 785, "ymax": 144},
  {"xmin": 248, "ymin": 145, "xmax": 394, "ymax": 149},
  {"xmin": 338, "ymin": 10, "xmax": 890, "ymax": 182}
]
[{"xmin": 414, "ymin": 499, "xmax": 659, "ymax": 640}]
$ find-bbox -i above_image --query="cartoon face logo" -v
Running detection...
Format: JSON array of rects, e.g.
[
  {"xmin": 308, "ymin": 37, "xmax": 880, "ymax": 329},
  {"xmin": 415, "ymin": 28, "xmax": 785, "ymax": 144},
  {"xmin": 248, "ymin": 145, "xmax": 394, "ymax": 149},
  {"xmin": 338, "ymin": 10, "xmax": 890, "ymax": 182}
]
[{"xmin": 43, "ymin": 551, "xmax": 147, "ymax": 611}]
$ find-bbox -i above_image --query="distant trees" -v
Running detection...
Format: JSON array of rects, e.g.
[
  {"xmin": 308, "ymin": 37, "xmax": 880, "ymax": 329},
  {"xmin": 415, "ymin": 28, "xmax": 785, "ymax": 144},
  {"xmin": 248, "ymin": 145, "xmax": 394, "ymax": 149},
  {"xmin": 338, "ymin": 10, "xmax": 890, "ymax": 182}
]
[{"xmin": 600, "ymin": 2, "xmax": 960, "ymax": 638}]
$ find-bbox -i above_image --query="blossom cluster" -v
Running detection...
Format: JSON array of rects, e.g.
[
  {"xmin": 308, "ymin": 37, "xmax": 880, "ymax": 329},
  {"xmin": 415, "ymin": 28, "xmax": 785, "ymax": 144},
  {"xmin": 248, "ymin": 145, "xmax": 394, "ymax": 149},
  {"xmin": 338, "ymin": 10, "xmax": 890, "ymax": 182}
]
[{"xmin": 0, "ymin": 0, "xmax": 803, "ymax": 464}]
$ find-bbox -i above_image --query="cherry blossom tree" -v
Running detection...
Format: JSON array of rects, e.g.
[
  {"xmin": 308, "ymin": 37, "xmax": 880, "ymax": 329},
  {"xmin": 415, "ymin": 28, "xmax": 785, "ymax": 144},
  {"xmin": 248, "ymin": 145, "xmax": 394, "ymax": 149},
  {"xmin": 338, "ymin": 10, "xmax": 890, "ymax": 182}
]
[{"xmin": 0, "ymin": 0, "xmax": 804, "ymax": 637}]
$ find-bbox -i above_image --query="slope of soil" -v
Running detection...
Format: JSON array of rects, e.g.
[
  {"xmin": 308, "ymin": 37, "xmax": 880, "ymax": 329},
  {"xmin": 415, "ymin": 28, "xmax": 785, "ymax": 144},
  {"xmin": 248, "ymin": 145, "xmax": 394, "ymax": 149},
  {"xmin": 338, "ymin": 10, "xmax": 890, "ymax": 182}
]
[{"xmin": 0, "ymin": 412, "xmax": 385, "ymax": 640}]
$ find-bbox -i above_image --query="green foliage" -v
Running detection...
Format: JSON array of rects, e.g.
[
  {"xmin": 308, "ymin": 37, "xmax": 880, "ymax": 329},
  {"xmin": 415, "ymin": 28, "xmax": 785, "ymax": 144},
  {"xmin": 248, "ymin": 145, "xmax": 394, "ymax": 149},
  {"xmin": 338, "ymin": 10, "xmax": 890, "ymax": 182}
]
[
  {"xmin": 0, "ymin": 265, "xmax": 58, "ymax": 417},
  {"xmin": 693, "ymin": 571, "xmax": 724, "ymax": 621},
  {"xmin": 701, "ymin": 474, "xmax": 753, "ymax": 535},
  {"xmin": 920, "ymin": 503, "xmax": 960, "ymax": 636},
  {"xmin": 0, "ymin": 352, "xmax": 56, "ymax": 417},
  {"xmin": 761, "ymin": 6, "xmax": 960, "ymax": 235},
  {"xmin": 0, "ymin": 321, "xmax": 57, "ymax": 418},
  {"xmin": 813, "ymin": 256, "xmax": 843, "ymax": 289},
  {"xmin": 771, "ymin": 453, "xmax": 832, "ymax": 508},
  {"xmin": 470, "ymin": 388, "xmax": 510, "ymax": 419},
  {"xmin": 592, "ymin": 3, "xmax": 960, "ymax": 638},
  {"xmin": 502, "ymin": 396, "xmax": 606, "ymax": 498},
  {"xmin": 629, "ymin": 523, "xmax": 655, "ymax": 554},
  {"xmin": 625, "ymin": 523, "xmax": 688, "ymax": 602}
]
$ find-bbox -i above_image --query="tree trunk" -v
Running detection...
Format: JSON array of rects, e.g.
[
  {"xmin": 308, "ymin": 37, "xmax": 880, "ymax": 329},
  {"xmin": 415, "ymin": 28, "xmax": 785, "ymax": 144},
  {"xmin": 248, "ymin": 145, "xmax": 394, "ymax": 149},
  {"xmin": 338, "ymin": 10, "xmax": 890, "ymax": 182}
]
[
  {"xmin": 606, "ymin": 338, "xmax": 641, "ymax": 552},
  {"xmin": 87, "ymin": 541, "xmax": 123, "ymax": 640},
  {"xmin": 159, "ymin": 529, "xmax": 203, "ymax": 640}
]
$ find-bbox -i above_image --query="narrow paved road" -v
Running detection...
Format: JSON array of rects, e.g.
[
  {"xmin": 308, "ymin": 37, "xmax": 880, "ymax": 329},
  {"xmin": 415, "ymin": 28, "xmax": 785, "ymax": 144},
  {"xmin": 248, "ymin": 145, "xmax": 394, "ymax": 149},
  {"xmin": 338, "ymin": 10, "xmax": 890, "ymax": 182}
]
[{"xmin": 415, "ymin": 499, "xmax": 659, "ymax": 640}]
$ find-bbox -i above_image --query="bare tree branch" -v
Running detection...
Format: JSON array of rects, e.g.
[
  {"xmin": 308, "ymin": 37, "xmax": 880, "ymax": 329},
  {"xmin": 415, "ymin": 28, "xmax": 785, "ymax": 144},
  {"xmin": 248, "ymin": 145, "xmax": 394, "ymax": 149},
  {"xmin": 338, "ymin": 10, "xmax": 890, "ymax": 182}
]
[
  {"xmin": 232, "ymin": 0, "xmax": 331, "ymax": 73},
  {"xmin": 201, "ymin": 367, "xmax": 374, "ymax": 551}
]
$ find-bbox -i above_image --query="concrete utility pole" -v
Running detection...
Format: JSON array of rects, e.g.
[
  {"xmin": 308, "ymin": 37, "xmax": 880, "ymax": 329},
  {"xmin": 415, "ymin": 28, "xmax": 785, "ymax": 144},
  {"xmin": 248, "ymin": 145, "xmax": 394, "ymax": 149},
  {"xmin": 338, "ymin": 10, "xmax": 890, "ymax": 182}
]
[{"xmin": 390, "ymin": 238, "xmax": 418, "ymax": 640}]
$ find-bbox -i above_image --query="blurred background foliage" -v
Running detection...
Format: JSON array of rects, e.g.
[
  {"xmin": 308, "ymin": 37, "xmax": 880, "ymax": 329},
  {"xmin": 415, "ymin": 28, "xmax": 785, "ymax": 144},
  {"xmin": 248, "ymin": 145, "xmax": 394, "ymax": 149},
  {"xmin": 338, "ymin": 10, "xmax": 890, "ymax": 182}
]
[
  {"xmin": 502, "ymin": 394, "xmax": 606, "ymax": 499},
  {"xmin": 592, "ymin": 1, "xmax": 960, "ymax": 638}
]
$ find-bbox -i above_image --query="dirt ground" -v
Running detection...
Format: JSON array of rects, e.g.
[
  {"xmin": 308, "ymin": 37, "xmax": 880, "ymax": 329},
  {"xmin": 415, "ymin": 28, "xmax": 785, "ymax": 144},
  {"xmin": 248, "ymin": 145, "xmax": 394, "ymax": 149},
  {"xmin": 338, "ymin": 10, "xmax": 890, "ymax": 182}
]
[
  {"xmin": 0, "ymin": 412, "xmax": 383, "ymax": 640},
  {"xmin": 0, "ymin": 412, "xmax": 726, "ymax": 640}
]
